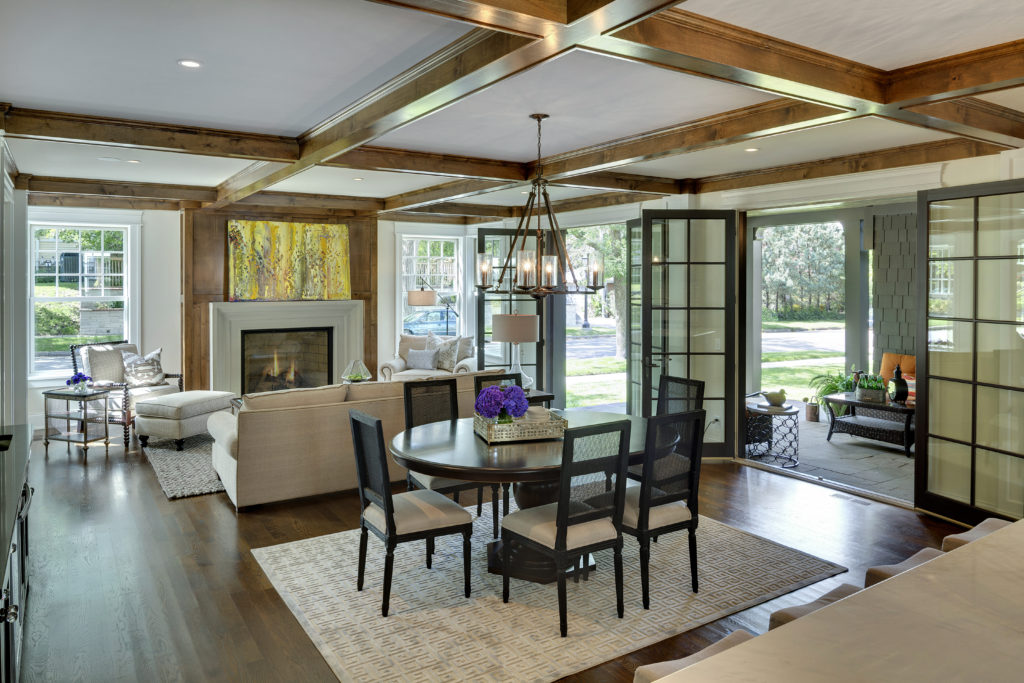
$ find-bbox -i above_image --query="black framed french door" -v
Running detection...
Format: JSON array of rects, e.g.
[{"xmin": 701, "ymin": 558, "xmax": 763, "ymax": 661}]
[
  {"xmin": 475, "ymin": 228, "xmax": 545, "ymax": 387},
  {"xmin": 916, "ymin": 178, "xmax": 1024, "ymax": 524},
  {"xmin": 627, "ymin": 210, "xmax": 737, "ymax": 458}
]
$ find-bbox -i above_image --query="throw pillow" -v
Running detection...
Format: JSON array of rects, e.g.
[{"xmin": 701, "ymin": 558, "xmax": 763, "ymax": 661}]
[
  {"xmin": 407, "ymin": 348, "xmax": 438, "ymax": 370},
  {"xmin": 83, "ymin": 343, "xmax": 138, "ymax": 383},
  {"xmin": 435, "ymin": 337, "xmax": 460, "ymax": 372},
  {"xmin": 121, "ymin": 348, "xmax": 166, "ymax": 388}
]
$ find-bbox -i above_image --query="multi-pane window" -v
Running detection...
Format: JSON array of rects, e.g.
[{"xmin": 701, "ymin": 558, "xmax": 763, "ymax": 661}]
[
  {"xmin": 400, "ymin": 237, "xmax": 460, "ymax": 336},
  {"xmin": 31, "ymin": 225, "xmax": 128, "ymax": 374},
  {"xmin": 928, "ymin": 244, "xmax": 953, "ymax": 298}
]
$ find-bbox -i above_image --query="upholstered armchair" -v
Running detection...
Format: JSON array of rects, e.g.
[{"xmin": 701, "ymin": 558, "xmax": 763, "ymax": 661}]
[
  {"xmin": 379, "ymin": 333, "xmax": 476, "ymax": 381},
  {"xmin": 70, "ymin": 340, "xmax": 183, "ymax": 446}
]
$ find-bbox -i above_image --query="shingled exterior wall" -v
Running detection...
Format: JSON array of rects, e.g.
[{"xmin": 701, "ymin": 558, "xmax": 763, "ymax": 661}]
[{"xmin": 872, "ymin": 212, "xmax": 917, "ymax": 368}]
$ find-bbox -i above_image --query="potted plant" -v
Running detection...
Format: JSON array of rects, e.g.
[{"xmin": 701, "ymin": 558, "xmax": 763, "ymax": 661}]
[
  {"xmin": 808, "ymin": 369, "xmax": 855, "ymax": 423},
  {"xmin": 802, "ymin": 396, "xmax": 819, "ymax": 422},
  {"xmin": 855, "ymin": 373, "xmax": 887, "ymax": 403}
]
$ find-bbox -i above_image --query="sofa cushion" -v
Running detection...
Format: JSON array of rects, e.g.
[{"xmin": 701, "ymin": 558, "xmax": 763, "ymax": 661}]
[
  {"xmin": 81, "ymin": 343, "xmax": 138, "ymax": 383},
  {"xmin": 345, "ymin": 381, "xmax": 405, "ymax": 402},
  {"xmin": 398, "ymin": 333, "xmax": 472, "ymax": 364},
  {"xmin": 136, "ymin": 390, "xmax": 235, "ymax": 420},
  {"xmin": 243, "ymin": 384, "xmax": 347, "ymax": 411},
  {"xmin": 123, "ymin": 382, "xmax": 181, "ymax": 410}
]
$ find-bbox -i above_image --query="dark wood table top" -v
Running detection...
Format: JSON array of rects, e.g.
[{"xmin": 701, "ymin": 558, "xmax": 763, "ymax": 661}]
[
  {"xmin": 389, "ymin": 410, "xmax": 646, "ymax": 484},
  {"xmin": 823, "ymin": 392, "xmax": 915, "ymax": 413}
]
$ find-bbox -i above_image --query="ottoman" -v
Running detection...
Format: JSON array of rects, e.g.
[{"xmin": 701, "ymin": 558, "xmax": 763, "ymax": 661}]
[{"xmin": 135, "ymin": 390, "xmax": 236, "ymax": 450}]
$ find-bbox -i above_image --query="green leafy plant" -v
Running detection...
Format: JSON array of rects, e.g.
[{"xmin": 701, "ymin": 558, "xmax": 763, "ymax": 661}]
[
  {"xmin": 808, "ymin": 369, "xmax": 855, "ymax": 418},
  {"xmin": 857, "ymin": 373, "xmax": 886, "ymax": 390}
]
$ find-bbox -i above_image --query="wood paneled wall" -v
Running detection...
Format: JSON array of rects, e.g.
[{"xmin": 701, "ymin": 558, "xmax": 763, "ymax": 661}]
[{"xmin": 181, "ymin": 209, "xmax": 377, "ymax": 390}]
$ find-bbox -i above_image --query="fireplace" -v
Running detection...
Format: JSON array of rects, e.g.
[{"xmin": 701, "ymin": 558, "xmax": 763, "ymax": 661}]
[{"xmin": 241, "ymin": 327, "xmax": 333, "ymax": 394}]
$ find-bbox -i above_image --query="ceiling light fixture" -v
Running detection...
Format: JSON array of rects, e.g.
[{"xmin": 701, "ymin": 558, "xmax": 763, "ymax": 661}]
[
  {"xmin": 177, "ymin": 59, "xmax": 202, "ymax": 69},
  {"xmin": 476, "ymin": 113, "xmax": 603, "ymax": 299},
  {"xmin": 97, "ymin": 156, "xmax": 121, "ymax": 162},
  {"xmin": 352, "ymin": 177, "xmax": 364, "ymax": 181}
]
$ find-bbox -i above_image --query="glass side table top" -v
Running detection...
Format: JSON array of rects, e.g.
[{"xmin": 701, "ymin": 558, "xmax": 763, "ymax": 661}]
[{"xmin": 43, "ymin": 387, "xmax": 111, "ymax": 399}]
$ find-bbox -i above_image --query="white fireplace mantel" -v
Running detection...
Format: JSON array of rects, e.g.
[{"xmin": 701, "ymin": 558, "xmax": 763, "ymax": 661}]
[{"xmin": 209, "ymin": 301, "xmax": 363, "ymax": 395}]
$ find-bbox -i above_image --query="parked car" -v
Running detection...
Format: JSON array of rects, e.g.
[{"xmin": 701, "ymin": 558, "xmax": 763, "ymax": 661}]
[{"xmin": 403, "ymin": 308, "xmax": 457, "ymax": 335}]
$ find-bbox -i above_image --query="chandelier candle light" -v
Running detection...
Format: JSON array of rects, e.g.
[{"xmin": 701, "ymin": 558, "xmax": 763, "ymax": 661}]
[{"xmin": 476, "ymin": 114, "xmax": 604, "ymax": 298}]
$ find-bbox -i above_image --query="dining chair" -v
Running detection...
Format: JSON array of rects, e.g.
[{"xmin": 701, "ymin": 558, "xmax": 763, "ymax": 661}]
[
  {"xmin": 628, "ymin": 375, "xmax": 704, "ymax": 484},
  {"xmin": 404, "ymin": 378, "xmax": 501, "ymax": 538},
  {"xmin": 501, "ymin": 419, "xmax": 632, "ymax": 637},
  {"xmin": 621, "ymin": 409, "xmax": 705, "ymax": 609},
  {"xmin": 350, "ymin": 409, "xmax": 473, "ymax": 617},
  {"xmin": 472, "ymin": 372, "xmax": 522, "ymax": 517}
]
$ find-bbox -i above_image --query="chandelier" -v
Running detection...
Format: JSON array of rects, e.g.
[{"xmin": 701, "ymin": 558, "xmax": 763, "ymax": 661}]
[{"xmin": 475, "ymin": 114, "xmax": 604, "ymax": 298}]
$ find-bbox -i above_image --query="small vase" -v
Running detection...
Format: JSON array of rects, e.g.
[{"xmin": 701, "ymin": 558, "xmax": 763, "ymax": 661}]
[{"xmin": 73, "ymin": 383, "xmax": 88, "ymax": 394}]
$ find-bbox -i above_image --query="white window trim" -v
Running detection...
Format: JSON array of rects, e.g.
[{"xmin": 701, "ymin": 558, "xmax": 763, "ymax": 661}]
[
  {"xmin": 27, "ymin": 207, "xmax": 141, "ymax": 380},
  {"xmin": 394, "ymin": 224, "xmax": 473, "ymax": 345}
]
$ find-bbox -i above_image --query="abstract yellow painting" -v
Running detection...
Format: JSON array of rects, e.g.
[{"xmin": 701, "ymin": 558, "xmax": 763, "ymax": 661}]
[{"xmin": 227, "ymin": 220, "xmax": 351, "ymax": 301}]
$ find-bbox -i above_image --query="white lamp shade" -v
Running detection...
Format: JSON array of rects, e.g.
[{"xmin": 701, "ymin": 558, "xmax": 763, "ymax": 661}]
[
  {"xmin": 491, "ymin": 313, "xmax": 539, "ymax": 343},
  {"xmin": 408, "ymin": 289, "xmax": 437, "ymax": 306}
]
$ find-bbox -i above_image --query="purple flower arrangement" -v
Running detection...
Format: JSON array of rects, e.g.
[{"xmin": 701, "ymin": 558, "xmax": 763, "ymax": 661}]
[
  {"xmin": 66, "ymin": 371, "xmax": 91, "ymax": 387},
  {"xmin": 474, "ymin": 384, "xmax": 529, "ymax": 422}
]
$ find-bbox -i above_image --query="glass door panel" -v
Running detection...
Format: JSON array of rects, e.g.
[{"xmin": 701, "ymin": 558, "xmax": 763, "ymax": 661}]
[
  {"xmin": 627, "ymin": 211, "xmax": 736, "ymax": 458},
  {"xmin": 919, "ymin": 179, "xmax": 1024, "ymax": 523}
]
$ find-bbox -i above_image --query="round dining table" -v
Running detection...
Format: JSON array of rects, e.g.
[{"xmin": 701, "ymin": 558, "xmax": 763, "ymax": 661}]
[{"xmin": 389, "ymin": 410, "xmax": 647, "ymax": 582}]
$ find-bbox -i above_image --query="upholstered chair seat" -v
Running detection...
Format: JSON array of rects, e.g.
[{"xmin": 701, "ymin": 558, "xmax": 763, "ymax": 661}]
[
  {"xmin": 501, "ymin": 502, "xmax": 618, "ymax": 550},
  {"xmin": 363, "ymin": 489, "xmax": 472, "ymax": 536}
]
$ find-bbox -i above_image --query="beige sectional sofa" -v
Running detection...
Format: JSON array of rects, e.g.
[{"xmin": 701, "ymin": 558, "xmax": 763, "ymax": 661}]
[{"xmin": 207, "ymin": 370, "xmax": 501, "ymax": 509}]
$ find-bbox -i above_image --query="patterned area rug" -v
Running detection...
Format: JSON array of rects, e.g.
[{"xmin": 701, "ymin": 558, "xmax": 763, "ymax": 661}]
[
  {"xmin": 254, "ymin": 506, "xmax": 845, "ymax": 682},
  {"xmin": 144, "ymin": 435, "xmax": 225, "ymax": 500}
]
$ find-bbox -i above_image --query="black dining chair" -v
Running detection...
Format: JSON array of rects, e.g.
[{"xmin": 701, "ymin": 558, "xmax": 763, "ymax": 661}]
[
  {"xmin": 621, "ymin": 409, "xmax": 705, "ymax": 609},
  {"xmin": 350, "ymin": 409, "xmax": 474, "ymax": 617},
  {"xmin": 501, "ymin": 420, "xmax": 632, "ymax": 637},
  {"xmin": 473, "ymin": 372, "xmax": 522, "ymax": 517},
  {"xmin": 404, "ymin": 378, "xmax": 501, "ymax": 538},
  {"xmin": 627, "ymin": 375, "xmax": 705, "ymax": 484}
]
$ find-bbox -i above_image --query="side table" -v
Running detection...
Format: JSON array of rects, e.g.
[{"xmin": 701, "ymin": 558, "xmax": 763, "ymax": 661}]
[
  {"xmin": 42, "ymin": 387, "xmax": 111, "ymax": 457},
  {"xmin": 745, "ymin": 403, "xmax": 799, "ymax": 468}
]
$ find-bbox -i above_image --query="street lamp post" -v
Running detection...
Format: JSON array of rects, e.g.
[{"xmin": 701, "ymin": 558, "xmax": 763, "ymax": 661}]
[{"xmin": 581, "ymin": 256, "xmax": 591, "ymax": 329}]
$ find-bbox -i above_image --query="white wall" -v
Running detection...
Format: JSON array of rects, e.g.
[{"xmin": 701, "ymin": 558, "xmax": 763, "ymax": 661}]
[{"xmin": 376, "ymin": 219, "xmax": 396, "ymax": 376}]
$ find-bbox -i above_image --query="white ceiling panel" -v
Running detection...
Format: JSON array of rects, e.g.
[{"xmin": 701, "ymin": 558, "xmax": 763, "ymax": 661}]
[
  {"xmin": 0, "ymin": 0, "xmax": 468, "ymax": 136},
  {"xmin": 5, "ymin": 138, "xmax": 252, "ymax": 186},
  {"xmin": 373, "ymin": 50, "xmax": 776, "ymax": 162},
  {"xmin": 618, "ymin": 117, "xmax": 955, "ymax": 179},
  {"xmin": 680, "ymin": 0, "xmax": 1024, "ymax": 70},
  {"xmin": 976, "ymin": 87, "xmax": 1024, "ymax": 113},
  {"xmin": 267, "ymin": 166, "xmax": 450, "ymax": 198},
  {"xmin": 459, "ymin": 185, "xmax": 606, "ymax": 207}
]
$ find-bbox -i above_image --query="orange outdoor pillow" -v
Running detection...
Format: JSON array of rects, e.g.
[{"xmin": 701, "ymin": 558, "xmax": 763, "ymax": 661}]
[{"xmin": 879, "ymin": 352, "xmax": 916, "ymax": 383}]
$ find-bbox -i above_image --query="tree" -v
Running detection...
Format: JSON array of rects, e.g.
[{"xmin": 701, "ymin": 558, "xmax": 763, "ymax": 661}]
[
  {"xmin": 760, "ymin": 223, "xmax": 845, "ymax": 320},
  {"xmin": 566, "ymin": 224, "xmax": 628, "ymax": 357}
]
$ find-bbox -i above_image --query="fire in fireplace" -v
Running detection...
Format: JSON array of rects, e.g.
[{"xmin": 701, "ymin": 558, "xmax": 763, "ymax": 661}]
[{"xmin": 240, "ymin": 327, "xmax": 333, "ymax": 394}]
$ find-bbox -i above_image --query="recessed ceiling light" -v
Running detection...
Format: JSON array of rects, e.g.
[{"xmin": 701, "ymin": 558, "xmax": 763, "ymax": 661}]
[
  {"xmin": 97, "ymin": 156, "xmax": 121, "ymax": 162},
  {"xmin": 744, "ymin": 147, "xmax": 759, "ymax": 152},
  {"xmin": 177, "ymin": 59, "xmax": 202, "ymax": 69},
  {"xmin": 125, "ymin": 159, "xmax": 141, "ymax": 164},
  {"xmin": 352, "ymin": 177, "xmax": 364, "ymax": 181},
  {"xmin": 520, "ymin": 191, "xmax": 529, "ymax": 194}
]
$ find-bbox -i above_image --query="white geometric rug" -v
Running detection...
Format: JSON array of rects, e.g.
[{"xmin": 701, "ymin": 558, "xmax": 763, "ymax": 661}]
[
  {"xmin": 144, "ymin": 435, "xmax": 225, "ymax": 500},
  {"xmin": 253, "ymin": 505, "xmax": 845, "ymax": 682}
]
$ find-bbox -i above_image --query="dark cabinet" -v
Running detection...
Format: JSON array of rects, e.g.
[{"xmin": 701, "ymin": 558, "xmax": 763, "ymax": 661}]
[{"xmin": 0, "ymin": 425, "xmax": 31, "ymax": 683}]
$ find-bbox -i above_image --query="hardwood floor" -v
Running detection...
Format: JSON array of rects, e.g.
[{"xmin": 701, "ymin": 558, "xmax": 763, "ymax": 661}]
[{"xmin": 23, "ymin": 439, "xmax": 959, "ymax": 682}]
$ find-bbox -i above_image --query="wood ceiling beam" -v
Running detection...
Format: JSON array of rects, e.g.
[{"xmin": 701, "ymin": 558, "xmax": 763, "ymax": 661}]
[
  {"xmin": 2, "ymin": 107, "xmax": 299, "ymax": 161},
  {"xmin": 551, "ymin": 171, "xmax": 682, "ymax": 193},
  {"xmin": 403, "ymin": 202, "xmax": 518, "ymax": 217},
  {"xmin": 27, "ymin": 193, "xmax": 198, "ymax": 211},
  {"xmin": 592, "ymin": 9, "xmax": 885, "ymax": 107},
  {"xmin": 233, "ymin": 192, "xmax": 385, "ymax": 212},
  {"xmin": 886, "ymin": 40, "xmax": 1024, "ymax": 106},
  {"xmin": 538, "ymin": 99, "xmax": 848, "ymax": 180},
  {"xmin": 541, "ymin": 190, "xmax": 666, "ymax": 214},
  {"xmin": 325, "ymin": 146, "xmax": 527, "ymax": 181},
  {"xmin": 16, "ymin": 175, "xmax": 217, "ymax": 202},
  {"xmin": 383, "ymin": 178, "xmax": 512, "ymax": 211},
  {"xmin": 902, "ymin": 98, "xmax": 1024, "ymax": 142},
  {"xmin": 367, "ymin": 0, "xmax": 564, "ymax": 37},
  {"xmin": 385, "ymin": 211, "xmax": 473, "ymax": 225},
  {"xmin": 695, "ymin": 138, "xmax": 1005, "ymax": 194},
  {"xmin": 210, "ymin": 0, "xmax": 680, "ymax": 209}
]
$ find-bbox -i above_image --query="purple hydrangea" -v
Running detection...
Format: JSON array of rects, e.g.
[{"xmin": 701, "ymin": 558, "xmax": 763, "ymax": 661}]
[
  {"xmin": 474, "ymin": 385, "xmax": 505, "ymax": 419},
  {"xmin": 502, "ymin": 384, "xmax": 529, "ymax": 418}
]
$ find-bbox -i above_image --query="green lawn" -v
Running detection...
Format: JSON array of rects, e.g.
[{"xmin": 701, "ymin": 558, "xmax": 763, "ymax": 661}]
[
  {"xmin": 758, "ymin": 361, "xmax": 845, "ymax": 402},
  {"xmin": 566, "ymin": 373, "xmax": 626, "ymax": 408},
  {"xmin": 761, "ymin": 350, "xmax": 844, "ymax": 363},
  {"xmin": 565, "ymin": 326, "xmax": 616, "ymax": 336},
  {"xmin": 566, "ymin": 357, "xmax": 626, "ymax": 377},
  {"xmin": 762, "ymin": 320, "xmax": 845, "ymax": 331},
  {"xmin": 35, "ymin": 334, "xmax": 120, "ymax": 353}
]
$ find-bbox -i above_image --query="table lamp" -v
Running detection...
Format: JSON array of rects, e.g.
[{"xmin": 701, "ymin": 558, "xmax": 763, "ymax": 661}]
[{"xmin": 491, "ymin": 313, "xmax": 539, "ymax": 390}]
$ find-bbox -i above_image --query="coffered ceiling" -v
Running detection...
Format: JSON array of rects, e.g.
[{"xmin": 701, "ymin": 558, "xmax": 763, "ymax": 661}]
[{"xmin": 1, "ymin": 0, "xmax": 1022, "ymax": 219}]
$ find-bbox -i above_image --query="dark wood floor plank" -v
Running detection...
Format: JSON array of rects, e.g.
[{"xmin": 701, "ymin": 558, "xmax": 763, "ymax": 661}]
[{"xmin": 22, "ymin": 441, "xmax": 959, "ymax": 682}]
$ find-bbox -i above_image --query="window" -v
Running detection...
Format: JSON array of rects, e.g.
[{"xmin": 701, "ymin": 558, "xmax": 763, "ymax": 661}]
[
  {"xmin": 928, "ymin": 244, "xmax": 953, "ymax": 297},
  {"xmin": 30, "ymin": 223, "xmax": 131, "ymax": 375},
  {"xmin": 400, "ymin": 236, "xmax": 461, "ymax": 335}
]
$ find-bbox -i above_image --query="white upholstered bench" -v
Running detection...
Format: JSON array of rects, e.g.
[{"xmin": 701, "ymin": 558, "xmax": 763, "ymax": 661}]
[{"xmin": 135, "ymin": 390, "xmax": 235, "ymax": 450}]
